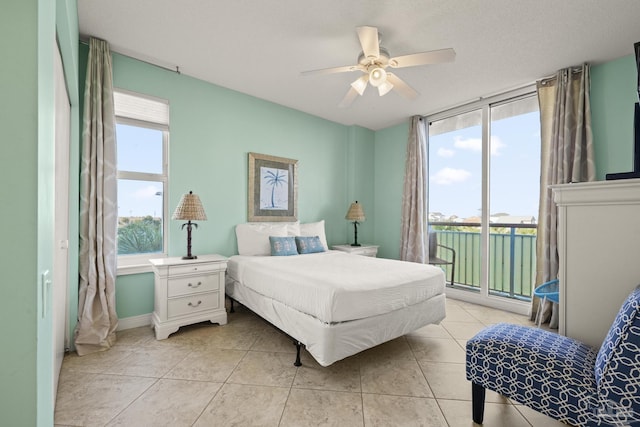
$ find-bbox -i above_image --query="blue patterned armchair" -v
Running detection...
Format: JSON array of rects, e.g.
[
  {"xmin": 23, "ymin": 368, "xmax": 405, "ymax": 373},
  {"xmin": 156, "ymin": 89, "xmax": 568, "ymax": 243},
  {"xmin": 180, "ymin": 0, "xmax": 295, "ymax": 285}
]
[{"xmin": 466, "ymin": 286, "xmax": 640, "ymax": 426}]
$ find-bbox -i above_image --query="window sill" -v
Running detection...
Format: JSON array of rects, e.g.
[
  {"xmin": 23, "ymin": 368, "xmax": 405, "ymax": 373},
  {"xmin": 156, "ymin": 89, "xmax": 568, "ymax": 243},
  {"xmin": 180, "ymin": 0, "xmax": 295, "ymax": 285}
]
[
  {"xmin": 117, "ymin": 254, "xmax": 167, "ymax": 276},
  {"xmin": 117, "ymin": 263, "xmax": 153, "ymax": 276}
]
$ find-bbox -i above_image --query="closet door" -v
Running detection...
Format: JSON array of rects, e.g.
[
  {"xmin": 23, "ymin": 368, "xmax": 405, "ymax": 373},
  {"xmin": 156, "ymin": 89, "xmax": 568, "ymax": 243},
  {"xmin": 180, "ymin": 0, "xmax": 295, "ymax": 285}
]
[{"xmin": 53, "ymin": 41, "xmax": 70, "ymax": 399}]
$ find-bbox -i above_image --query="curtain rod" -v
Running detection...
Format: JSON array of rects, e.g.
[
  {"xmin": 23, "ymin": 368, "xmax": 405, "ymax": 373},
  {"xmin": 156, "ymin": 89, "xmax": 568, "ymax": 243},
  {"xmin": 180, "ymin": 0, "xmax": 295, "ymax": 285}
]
[
  {"xmin": 79, "ymin": 37, "xmax": 181, "ymax": 75},
  {"xmin": 538, "ymin": 64, "xmax": 588, "ymax": 86}
]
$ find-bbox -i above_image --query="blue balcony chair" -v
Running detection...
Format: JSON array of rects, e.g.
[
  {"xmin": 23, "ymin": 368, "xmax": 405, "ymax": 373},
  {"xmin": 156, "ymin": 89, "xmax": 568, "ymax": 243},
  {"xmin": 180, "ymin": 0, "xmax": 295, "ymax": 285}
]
[
  {"xmin": 466, "ymin": 285, "xmax": 640, "ymax": 426},
  {"xmin": 533, "ymin": 278, "xmax": 559, "ymax": 327},
  {"xmin": 428, "ymin": 231, "xmax": 456, "ymax": 287}
]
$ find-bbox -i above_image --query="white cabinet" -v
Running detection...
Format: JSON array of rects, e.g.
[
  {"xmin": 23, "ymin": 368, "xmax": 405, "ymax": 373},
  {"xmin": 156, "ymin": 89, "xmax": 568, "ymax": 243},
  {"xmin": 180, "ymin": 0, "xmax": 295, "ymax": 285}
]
[
  {"xmin": 552, "ymin": 179, "xmax": 640, "ymax": 348},
  {"xmin": 332, "ymin": 244, "xmax": 379, "ymax": 257},
  {"xmin": 150, "ymin": 254, "xmax": 228, "ymax": 340}
]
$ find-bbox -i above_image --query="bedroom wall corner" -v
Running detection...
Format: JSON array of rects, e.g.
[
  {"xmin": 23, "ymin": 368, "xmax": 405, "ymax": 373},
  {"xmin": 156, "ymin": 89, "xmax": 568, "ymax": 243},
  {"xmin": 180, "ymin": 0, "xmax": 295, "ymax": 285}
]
[
  {"xmin": 373, "ymin": 121, "xmax": 410, "ymax": 260},
  {"xmin": 345, "ymin": 125, "xmax": 376, "ymax": 246}
]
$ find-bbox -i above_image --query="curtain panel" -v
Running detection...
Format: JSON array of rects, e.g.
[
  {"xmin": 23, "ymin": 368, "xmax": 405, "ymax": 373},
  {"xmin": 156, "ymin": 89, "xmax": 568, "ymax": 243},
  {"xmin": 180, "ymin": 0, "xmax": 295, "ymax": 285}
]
[
  {"xmin": 533, "ymin": 64, "xmax": 595, "ymax": 327},
  {"xmin": 400, "ymin": 116, "xmax": 429, "ymax": 263},
  {"xmin": 74, "ymin": 37, "xmax": 119, "ymax": 356}
]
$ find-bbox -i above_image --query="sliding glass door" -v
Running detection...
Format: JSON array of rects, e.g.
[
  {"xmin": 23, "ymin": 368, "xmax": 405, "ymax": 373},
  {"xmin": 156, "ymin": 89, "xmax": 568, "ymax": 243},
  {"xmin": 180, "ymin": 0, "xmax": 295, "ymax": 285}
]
[{"xmin": 427, "ymin": 88, "xmax": 540, "ymax": 309}]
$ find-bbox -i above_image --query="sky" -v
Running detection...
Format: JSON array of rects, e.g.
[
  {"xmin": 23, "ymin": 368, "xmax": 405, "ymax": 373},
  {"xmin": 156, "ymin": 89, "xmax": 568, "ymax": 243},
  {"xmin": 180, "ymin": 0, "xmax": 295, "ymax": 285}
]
[
  {"xmin": 428, "ymin": 111, "xmax": 541, "ymax": 220},
  {"xmin": 116, "ymin": 124, "xmax": 164, "ymax": 218}
]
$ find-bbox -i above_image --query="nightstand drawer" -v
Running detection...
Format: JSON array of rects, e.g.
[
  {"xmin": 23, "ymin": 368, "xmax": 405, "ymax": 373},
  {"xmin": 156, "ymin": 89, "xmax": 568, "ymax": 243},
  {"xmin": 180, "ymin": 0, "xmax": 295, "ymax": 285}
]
[
  {"xmin": 169, "ymin": 262, "xmax": 222, "ymax": 276},
  {"xmin": 168, "ymin": 292, "xmax": 220, "ymax": 318},
  {"xmin": 167, "ymin": 272, "xmax": 220, "ymax": 297}
]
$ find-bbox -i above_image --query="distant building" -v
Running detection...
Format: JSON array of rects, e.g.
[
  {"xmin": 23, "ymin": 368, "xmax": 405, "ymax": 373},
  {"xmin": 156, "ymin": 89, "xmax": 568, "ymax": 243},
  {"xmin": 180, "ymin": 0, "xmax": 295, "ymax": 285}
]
[{"xmin": 492, "ymin": 215, "xmax": 536, "ymax": 224}]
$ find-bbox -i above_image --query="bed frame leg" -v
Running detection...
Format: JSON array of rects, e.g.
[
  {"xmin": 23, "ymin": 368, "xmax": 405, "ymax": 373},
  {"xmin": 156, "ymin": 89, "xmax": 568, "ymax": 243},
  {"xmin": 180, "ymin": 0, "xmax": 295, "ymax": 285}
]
[
  {"xmin": 294, "ymin": 341, "xmax": 302, "ymax": 366},
  {"xmin": 228, "ymin": 297, "xmax": 235, "ymax": 313}
]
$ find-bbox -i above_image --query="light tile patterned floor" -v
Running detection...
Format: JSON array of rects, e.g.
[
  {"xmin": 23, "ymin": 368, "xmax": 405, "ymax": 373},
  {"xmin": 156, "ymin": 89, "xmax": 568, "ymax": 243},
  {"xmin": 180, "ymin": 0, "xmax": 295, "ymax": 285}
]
[{"xmin": 54, "ymin": 298, "xmax": 568, "ymax": 426}]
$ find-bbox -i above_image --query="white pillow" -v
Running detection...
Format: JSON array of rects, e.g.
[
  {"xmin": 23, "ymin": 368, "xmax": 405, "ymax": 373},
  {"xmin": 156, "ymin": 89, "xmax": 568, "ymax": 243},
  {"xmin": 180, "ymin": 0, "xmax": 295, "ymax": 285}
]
[
  {"xmin": 299, "ymin": 220, "xmax": 328, "ymax": 250},
  {"xmin": 236, "ymin": 222, "xmax": 299, "ymax": 256}
]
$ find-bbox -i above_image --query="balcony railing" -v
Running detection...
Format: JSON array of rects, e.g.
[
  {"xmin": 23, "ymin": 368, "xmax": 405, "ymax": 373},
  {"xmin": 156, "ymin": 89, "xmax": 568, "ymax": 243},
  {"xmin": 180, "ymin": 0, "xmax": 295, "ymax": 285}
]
[{"xmin": 430, "ymin": 222, "xmax": 537, "ymax": 301}]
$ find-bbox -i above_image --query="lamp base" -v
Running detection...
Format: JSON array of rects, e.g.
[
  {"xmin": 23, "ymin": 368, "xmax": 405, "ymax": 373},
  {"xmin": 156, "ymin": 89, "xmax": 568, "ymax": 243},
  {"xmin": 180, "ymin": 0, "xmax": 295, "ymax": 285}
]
[
  {"xmin": 182, "ymin": 255, "xmax": 197, "ymax": 260},
  {"xmin": 350, "ymin": 243, "xmax": 361, "ymax": 247}
]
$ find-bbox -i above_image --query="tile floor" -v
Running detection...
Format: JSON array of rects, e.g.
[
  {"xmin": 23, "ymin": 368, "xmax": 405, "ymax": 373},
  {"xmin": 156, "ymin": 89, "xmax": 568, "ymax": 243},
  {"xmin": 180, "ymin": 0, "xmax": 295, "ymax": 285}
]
[{"xmin": 54, "ymin": 298, "xmax": 567, "ymax": 426}]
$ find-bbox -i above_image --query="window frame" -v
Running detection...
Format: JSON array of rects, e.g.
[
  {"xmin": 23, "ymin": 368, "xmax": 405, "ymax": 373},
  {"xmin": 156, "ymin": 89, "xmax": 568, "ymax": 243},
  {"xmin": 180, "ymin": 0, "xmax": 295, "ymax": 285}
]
[{"xmin": 114, "ymin": 93, "xmax": 170, "ymax": 275}]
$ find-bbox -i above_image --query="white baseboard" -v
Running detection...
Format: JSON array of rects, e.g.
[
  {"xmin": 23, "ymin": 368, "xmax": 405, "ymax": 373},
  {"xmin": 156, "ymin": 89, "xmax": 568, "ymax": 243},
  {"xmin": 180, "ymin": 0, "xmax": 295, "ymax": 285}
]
[{"xmin": 117, "ymin": 313, "xmax": 152, "ymax": 331}]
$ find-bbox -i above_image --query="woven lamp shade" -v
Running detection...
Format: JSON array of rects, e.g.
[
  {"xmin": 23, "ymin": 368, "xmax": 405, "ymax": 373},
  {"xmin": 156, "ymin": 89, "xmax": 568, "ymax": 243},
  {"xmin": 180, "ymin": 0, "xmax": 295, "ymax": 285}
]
[
  {"xmin": 345, "ymin": 201, "xmax": 365, "ymax": 221},
  {"xmin": 172, "ymin": 191, "xmax": 207, "ymax": 221}
]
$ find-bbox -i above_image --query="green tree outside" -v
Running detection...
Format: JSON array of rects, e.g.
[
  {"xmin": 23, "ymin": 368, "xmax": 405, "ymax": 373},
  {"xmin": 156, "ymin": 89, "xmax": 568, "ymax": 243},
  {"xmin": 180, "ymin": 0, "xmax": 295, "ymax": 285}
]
[{"xmin": 118, "ymin": 216, "xmax": 162, "ymax": 254}]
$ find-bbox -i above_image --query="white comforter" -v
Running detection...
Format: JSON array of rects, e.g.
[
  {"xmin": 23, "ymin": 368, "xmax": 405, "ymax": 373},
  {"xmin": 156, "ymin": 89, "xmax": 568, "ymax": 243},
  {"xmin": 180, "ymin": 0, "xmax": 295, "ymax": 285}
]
[{"xmin": 227, "ymin": 251, "xmax": 445, "ymax": 323}]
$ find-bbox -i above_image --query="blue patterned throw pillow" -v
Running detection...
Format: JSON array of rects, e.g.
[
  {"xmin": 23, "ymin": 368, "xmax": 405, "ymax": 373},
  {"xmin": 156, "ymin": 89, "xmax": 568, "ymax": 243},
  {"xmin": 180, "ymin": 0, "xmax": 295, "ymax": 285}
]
[
  {"xmin": 295, "ymin": 236, "xmax": 325, "ymax": 254},
  {"xmin": 269, "ymin": 236, "xmax": 298, "ymax": 256}
]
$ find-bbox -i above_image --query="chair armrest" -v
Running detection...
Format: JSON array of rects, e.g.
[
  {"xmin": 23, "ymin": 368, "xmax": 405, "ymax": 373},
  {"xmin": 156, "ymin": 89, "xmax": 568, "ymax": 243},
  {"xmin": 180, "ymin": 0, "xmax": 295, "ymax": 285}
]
[{"xmin": 436, "ymin": 243, "xmax": 455, "ymax": 256}]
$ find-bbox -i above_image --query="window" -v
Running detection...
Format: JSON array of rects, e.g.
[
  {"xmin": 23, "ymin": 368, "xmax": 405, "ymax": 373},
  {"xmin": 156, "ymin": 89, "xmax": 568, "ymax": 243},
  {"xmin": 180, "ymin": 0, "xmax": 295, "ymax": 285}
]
[
  {"xmin": 114, "ymin": 89, "xmax": 169, "ymax": 272},
  {"xmin": 428, "ymin": 87, "xmax": 540, "ymax": 308}
]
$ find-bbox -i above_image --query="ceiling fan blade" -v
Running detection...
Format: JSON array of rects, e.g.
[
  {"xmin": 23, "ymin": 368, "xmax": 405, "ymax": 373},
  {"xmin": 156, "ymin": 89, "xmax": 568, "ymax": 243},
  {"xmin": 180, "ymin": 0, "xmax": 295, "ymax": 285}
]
[
  {"xmin": 356, "ymin": 26, "xmax": 380, "ymax": 60},
  {"xmin": 339, "ymin": 87, "xmax": 360, "ymax": 108},
  {"xmin": 301, "ymin": 64, "xmax": 363, "ymax": 77},
  {"xmin": 387, "ymin": 73, "xmax": 418, "ymax": 99},
  {"xmin": 389, "ymin": 48, "xmax": 456, "ymax": 68}
]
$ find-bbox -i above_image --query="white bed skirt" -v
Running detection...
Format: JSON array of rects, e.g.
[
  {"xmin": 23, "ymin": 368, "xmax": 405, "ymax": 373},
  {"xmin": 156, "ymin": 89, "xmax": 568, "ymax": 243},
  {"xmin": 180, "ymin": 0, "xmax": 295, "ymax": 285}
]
[{"xmin": 226, "ymin": 277, "xmax": 446, "ymax": 367}]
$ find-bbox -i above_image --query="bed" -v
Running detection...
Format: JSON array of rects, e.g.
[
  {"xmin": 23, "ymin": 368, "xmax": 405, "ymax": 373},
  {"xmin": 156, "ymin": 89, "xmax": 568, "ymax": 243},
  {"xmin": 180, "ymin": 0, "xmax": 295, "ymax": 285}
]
[{"xmin": 225, "ymin": 221, "xmax": 447, "ymax": 367}]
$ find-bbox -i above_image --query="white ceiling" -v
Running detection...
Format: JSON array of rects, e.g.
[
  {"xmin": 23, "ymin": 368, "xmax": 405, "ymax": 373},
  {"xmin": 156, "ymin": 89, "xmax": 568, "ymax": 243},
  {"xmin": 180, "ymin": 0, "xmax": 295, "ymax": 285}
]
[{"xmin": 78, "ymin": 0, "xmax": 640, "ymax": 131}]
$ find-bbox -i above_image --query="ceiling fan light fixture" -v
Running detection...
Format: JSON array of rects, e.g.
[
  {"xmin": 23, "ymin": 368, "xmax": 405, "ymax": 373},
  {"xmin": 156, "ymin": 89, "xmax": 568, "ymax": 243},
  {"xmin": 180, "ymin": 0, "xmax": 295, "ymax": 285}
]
[
  {"xmin": 350, "ymin": 75, "xmax": 369, "ymax": 96},
  {"xmin": 368, "ymin": 66, "xmax": 387, "ymax": 87},
  {"xmin": 378, "ymin": 80, "xmax": 394, "ymax": 96}
]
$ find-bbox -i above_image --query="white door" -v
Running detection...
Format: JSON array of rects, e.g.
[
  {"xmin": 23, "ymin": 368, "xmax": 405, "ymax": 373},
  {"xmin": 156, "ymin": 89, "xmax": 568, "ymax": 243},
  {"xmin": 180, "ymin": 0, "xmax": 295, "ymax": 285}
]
[{"xmin": 53, "ymin": 41, "xmax": 70, "ymax": 399}]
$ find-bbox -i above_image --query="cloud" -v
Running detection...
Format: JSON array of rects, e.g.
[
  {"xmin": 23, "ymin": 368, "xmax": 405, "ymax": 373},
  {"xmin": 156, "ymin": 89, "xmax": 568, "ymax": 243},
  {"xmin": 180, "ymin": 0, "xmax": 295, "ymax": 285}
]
[
  {"xmin": 431, "ymin": 167, "xmax": 471, "ymax": 185},
  {"xmin": 134, "ymin": 185, "xmax": 162, "ymax": 199},
  {"xmin": 454, "ymin": 136, "xmax": 481, "ymax": 151},
  {"xmin": 490, "ymin": 136, "xmax": 505, "ymax": 155},
  {"xmin": 437, "ymin": 147, "xmax": 455, "ymax": 158},
  {"xmin": 453, "ymin": 136, "xmax": 505, "ymax": 155}
]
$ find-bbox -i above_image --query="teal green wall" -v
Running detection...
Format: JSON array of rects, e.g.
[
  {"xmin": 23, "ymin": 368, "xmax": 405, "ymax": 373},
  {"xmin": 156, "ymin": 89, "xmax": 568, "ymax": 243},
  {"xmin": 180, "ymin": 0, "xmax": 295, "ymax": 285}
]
[
  {"xmin": 116, "ymin": 274, "xmax": 155, "ymax": 318},
  {"xmin": 373, "ymin": 122, "xmax": 410, "ymax": 259},
  {"xmin": 0, "ymin": 0, "xmax": 78, "ymax": 425},
  {"xmin": 75, "ymin": 46, "xmax": 376, "ymax": 321},
  {"xmin": 591, "ymin": 55, "xmax": 638, "ymax": 179},
  {"xmin": 0, "ymin": 2, "xmax": 40, "ymax": 425},
  {"xmin": 345, "ymin": 126, "xmax": 376, "ymax": 244}
]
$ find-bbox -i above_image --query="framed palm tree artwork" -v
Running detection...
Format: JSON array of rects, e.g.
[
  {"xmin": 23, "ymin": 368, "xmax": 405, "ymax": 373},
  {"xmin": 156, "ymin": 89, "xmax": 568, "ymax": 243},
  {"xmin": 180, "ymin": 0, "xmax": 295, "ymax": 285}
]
[{"xmin": 248, "ymin": 152, "xmax": 298, "ymax": 221}]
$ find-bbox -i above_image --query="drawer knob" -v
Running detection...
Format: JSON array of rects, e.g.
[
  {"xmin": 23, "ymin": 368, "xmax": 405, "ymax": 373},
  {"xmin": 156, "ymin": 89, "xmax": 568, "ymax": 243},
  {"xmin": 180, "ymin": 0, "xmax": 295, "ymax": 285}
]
[
  {"xmin": 188, "ymin": 300, "xmax": 202, "ymax": 308},
  {"xmin": 188, "ymin": 281, "xmax": 202, "ymax": 288}
]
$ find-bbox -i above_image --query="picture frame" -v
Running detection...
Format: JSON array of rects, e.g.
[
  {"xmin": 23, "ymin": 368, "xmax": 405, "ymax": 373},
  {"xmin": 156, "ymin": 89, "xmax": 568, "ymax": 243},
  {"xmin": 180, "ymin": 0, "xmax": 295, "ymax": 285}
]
[{"xmin": 248, "ymin": 152, "xmax": 298, "ymax": 222}]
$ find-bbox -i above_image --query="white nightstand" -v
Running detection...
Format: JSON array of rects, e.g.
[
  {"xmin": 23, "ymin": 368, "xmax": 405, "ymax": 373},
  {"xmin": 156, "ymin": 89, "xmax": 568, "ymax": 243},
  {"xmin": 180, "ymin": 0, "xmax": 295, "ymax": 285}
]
[
  {"xmin": 150, "ymin": 254, "xmax": 228, "ymax": 340},
  {"xmin": 332, "ymin": 244, "xmax": 379, "ymax": 257}
]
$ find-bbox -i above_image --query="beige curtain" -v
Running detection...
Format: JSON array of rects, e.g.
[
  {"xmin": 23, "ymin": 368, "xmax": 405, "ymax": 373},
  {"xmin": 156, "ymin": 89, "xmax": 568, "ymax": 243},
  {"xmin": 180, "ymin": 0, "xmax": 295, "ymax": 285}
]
[
  {"xmin": 400, "ymin": 116, "xmax": 429, "ymax": 263},
  {"xmin": 533, "ymin": 64, "xmax": 595, "ymax": 327},
  {"xmin": 74, "ymin": 37, "xmax": 119, "ymax": 356}
]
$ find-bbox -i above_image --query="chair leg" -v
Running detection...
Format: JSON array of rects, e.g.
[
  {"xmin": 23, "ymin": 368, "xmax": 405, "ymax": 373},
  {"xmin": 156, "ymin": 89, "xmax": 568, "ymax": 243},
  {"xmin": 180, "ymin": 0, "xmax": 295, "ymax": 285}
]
[
  {"xmin": 451, "ymin": 251, "xmax": 455, "ymax": 287},
  {"xmin": 472, "ymin": 382, "xmax": 485, "ymax": 424}
]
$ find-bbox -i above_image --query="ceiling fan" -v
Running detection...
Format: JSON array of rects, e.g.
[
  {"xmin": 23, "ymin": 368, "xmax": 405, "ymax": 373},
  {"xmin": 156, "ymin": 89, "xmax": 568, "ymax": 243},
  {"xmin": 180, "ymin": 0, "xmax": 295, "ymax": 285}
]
[{"xmin": 301, "ymin": 26, "xmax": 456, "ymax": 107}]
